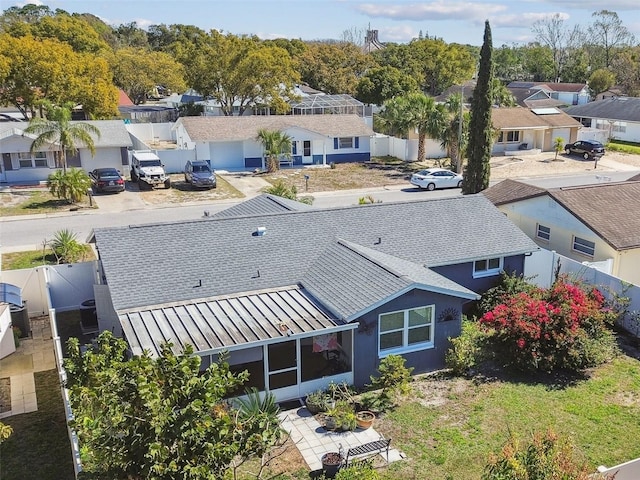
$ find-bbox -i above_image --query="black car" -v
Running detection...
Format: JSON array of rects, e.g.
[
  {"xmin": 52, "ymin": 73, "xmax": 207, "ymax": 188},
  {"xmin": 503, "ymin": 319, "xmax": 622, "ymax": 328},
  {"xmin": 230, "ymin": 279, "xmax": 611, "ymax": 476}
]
[
  {"xmin": 89, "ymin": 168, "xmax": 126, "ymax": 193},
  {"xmin": 564, "ymin": 140, "xmax": 605, "ymax": 160}
]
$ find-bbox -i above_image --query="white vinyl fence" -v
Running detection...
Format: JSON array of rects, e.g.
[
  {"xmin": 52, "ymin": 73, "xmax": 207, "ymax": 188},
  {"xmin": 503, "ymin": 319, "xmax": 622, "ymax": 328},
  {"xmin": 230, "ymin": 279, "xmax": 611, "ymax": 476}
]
[
  {"xmin": 371, "ymin": 134, "xmax": 446, "ymax": 161},
  {"xmin": 525, "ymin": 249, "xmax": 640, "ymax": 338}
]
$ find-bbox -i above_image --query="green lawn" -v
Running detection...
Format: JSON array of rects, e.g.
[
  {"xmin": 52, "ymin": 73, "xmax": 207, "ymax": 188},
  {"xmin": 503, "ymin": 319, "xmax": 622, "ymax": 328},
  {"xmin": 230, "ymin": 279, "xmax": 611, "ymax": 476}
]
[
  {"xmin": 376, "ymin": 353, "xmax": 640, "ymax": 479},
  {"xmin": 607, "ymin": 140, "xmax": 640, "ymax": 155},
  {"xmin": 0, "ymin": 370, "xmax": 75, "ymax": 480},
  {"xmin": 0, "ymin": 190, "xmax": 93, "ymax": 216},
  {"xmin": 2, "ymin": 249, "xmax": 96, "ymax": 270}
]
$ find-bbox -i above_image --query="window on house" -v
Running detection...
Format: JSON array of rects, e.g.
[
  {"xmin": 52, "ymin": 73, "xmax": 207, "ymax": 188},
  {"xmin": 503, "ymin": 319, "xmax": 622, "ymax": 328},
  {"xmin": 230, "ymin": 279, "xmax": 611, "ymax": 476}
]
[
  {"xmin": 595, "ymin": 120, "xmax": 608, "ymax": 130},
  {"xmin": 473, "ymin": 257, "xmax": 502, "ymax": 278},
  {"xmin": 338, "ymin": 137, "xmax": 353, "ymax": 149},
  {"xmin": 17, "ymin": 151, "xmax": 48, "ymax": 168},
  {"xmin": 536, "ymin": 224, "xmax": 551, "ymax": 241},
  {"xmin": 498, "ymin": 131, "xmax": 520, "ymax": 143},
  {"xmin": 378, "ymin": 305, "xmax": 434, "ymax": 356},
  {"xmin": 572, "ymin": 236, "xmax": 595, "ymax": 257},
  {"xmin": 612, "ymin": 122, "xmax": 626, "ymax": 133}
]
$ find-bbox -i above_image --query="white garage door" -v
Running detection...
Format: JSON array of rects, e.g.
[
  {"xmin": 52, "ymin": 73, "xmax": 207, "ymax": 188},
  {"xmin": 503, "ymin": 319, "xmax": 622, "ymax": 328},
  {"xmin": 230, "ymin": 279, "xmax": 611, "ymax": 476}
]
[
  {"xmin": 210, "ymin": 141, "xmax": 244, "ymax": 170},
  {"xmin": 552, "ymin": 128, "xmax": 571, "ymax": 146}
]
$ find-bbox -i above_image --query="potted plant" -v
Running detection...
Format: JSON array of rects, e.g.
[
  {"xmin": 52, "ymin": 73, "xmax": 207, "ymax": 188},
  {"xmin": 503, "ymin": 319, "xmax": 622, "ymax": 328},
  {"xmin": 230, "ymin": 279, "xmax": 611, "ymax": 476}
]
[
  {"xmin": 305, "ymin": 389, "xmax": 331, "ymax": 414},
  {"xmin": 323, "ymin": 407, "xmax": 340, "ymax": 430},
  {"xmin": 356, "ymin": 410, "xmax": 375, "ymax": 429},
  {"xmin": 340, "ymin": 411, "xmax": 358, "ymax": 431},
  {"xmin": 321, "ymin": 451, "xmax": 343, "ymax": 478}
]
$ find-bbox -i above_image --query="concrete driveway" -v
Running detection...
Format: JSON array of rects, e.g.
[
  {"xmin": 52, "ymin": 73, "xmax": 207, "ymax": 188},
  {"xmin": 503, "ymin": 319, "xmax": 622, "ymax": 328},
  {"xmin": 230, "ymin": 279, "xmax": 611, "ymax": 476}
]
[{"xmin": 90, "ymin": 181, "xmax": 146, "ymax": 213}]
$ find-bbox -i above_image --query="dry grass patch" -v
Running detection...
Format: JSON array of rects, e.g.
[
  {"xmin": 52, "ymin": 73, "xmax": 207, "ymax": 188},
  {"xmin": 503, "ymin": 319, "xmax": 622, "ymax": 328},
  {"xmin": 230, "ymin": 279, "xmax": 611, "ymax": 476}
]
[
  {"xmin": 261, "ymin": 157, "xmax": 433, "ymax": 193},
  {"xmin": 137, "ymin": 174, "xmax": 244, "ymax": 205},
  {"xmin": 0, "ymin": 189, "xmax": 94, "ymax": 216}
]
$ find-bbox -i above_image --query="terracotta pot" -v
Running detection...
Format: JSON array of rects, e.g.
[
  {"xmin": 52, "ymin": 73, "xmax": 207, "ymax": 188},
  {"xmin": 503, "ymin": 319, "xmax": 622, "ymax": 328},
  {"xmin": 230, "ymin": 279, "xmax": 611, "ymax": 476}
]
[
  {"xmin": 321, "ymin": 452, "xmax": 343, "ymax": 478},
  {"xmin": 356, "ymin": 410, "xmax": 375, "ymax": 429}
]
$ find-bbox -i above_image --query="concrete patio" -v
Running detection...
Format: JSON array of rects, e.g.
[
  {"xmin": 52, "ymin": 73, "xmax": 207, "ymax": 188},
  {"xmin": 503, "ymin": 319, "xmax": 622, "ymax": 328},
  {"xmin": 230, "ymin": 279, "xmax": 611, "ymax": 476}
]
[
  {"xmin": 278, "ymin": 405, "xmax": 405, "ymax": 471},
  {"xmin": 0, "ymin": 315, "xmax": 56, "ymax": 418}
]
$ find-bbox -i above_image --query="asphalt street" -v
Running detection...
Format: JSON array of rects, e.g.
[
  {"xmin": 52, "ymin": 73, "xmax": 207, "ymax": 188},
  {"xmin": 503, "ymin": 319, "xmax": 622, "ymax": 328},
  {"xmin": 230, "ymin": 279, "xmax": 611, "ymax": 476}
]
[{"xmin": 1, "ymin": 169, "xmax": 638, "ymax": 252}]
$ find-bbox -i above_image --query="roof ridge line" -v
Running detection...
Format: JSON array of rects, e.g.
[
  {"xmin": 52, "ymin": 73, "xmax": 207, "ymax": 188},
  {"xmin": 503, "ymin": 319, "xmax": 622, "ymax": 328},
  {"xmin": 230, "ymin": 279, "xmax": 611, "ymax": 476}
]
[{"xmin": 336, "ymin": 238, "xmax": 411, "ymax": 280}]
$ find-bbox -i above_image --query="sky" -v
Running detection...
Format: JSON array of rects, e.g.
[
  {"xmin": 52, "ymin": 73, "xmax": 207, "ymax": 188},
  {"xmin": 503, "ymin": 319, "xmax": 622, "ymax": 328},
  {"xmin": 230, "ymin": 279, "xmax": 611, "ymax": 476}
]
[{"xmin": 9, "ymin": 0, "xmax": 640, "ymax": 46}]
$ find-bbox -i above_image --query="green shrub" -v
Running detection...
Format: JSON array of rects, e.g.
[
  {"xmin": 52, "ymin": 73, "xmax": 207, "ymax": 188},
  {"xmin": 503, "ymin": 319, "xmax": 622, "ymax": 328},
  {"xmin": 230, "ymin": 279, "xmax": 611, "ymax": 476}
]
[
  {"xmin": 370, "ymin": 354, "xmax": 413, "ymax": 395},
  {"xmin": 478, "ymin": 272, "xmax": 539, "ymax": 315},
  {"xmin": 446, "ymin": 318, "xmax": 488, "ymax": 375},
  {"xmin": 482, "ymin": 429, "xmax": 593, "ymax": 480},
  {"xmin": 335, "ymin": 461, "xmax": 380, "ymax": 479},
  {"xmin": 49, "ymin": 229, "xmax": 89, "ymax": 264}
]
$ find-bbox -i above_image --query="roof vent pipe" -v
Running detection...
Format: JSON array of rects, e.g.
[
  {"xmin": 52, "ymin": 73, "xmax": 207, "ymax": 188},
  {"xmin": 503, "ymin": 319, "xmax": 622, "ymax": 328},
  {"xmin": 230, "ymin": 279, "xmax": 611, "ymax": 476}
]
[{"xmin": 256, "ymin": 226, "xmax": 267, "ymax": 236}]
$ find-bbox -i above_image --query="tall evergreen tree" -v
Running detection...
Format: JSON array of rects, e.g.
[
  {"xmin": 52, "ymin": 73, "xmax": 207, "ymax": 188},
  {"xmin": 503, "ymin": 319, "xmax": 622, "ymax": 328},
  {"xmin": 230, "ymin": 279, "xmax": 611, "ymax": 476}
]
[{"xmin": 463, "ymin": 21, "xmax": 494, "ymax": 194}]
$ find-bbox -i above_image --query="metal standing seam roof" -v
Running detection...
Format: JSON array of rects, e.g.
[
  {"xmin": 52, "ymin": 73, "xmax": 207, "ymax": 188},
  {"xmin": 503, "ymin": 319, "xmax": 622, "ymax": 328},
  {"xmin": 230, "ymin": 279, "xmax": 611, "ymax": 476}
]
[{"xmin": 120, "ymin": 286, "xmax": 344, "ymax": 357}]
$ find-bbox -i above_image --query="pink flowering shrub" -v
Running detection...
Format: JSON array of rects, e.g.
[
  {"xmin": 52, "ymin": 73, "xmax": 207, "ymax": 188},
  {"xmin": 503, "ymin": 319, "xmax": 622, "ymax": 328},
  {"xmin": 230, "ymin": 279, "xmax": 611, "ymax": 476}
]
[{"xmin": 479, "ymin": 276, "xmax": 617, "ymax": 372}]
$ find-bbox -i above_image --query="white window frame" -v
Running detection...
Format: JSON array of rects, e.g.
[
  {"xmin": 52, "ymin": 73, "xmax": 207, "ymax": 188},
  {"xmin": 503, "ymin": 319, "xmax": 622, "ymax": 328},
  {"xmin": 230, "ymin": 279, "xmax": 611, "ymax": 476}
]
[
  {"xmin": 473, "ymin": 257, "xmax": 503, "ymax": 278},
  {"xmin": 612, "ymin": 121, "xmax": 626, "ymax": 133},
  {"xmin": 536, "ymin": 224, "xmax": 551, "ymax": 242},
  {"xmin": 338, "ymin": 137, "xmax": 353, "ymax": 149},
  {"xmin": 497, "ymin": 131, "xmax": 520, "ymax": 143},
  {"xmin": 378, "ymin": 305, "xmax": 434, "ymax": 357},
  {"xmin": 16, "ymin": 151, "xmax": 49, "ymax": 168},
  {"xmin": 572, "ymin": 236, "xmax": 595, "ymax": 257}
]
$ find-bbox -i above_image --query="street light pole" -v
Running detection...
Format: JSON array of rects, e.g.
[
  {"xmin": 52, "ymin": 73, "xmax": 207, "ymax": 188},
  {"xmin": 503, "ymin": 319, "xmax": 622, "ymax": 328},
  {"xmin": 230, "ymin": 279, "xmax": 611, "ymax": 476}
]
[{"xmin": 457, "ymin": 85, "xmax": 464, "ymax": 172}]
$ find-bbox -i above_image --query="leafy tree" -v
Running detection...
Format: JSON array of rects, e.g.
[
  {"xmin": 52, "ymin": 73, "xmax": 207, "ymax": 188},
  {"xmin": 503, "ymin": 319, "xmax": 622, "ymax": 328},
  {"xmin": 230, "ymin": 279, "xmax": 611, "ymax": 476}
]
[
  {"xmin": 298, "ymin": 41, "xmax": 375, "ymax": 95},
  {"xmin": 355, "ymin": 65, "xmax": 418, "ymax": 105},
  {"xmin": 24, "ymin": 101, "xmax": 100, "ymax": 173},
  {"xmin": 532, "ymin": 14, "xmax": 582, "ymax": 82},
  {"xmin": 0, "ymin": 33, "xmax": 118, "ymax": 119},
  {"xmin": 588, "ymin": 68, "xmax": 616, "ymax": 97},
  {"xmin": 111, "ymin": 47, "xmax": 186, "ymax": 104},
  {"xmin": 146, "ymin": 23, "xmax": 208, "ymax": 53},
  {"xmin": 523, "ymin": 43, "xmax": 556, "ymax": 82},
  {"xmin": 49, "ymin": 228, "xmax": 88, "ymax": 263},
  {"xmin": 437, "ymin": 92, "xmax": 468, "ymax": 172},
  {"xmin": 493, "ymin": 44, "xmax": 527, "ymax": 82},
  {"xmin": 463, "ymin": 21, "xmax": 494, "ymax": 194},
  {"xmin": 611, "ymin": 46, "xmax": 640, "ymax": 96},
  {"xmin": 483, "ymin": 429, "xmax": 594, "ymax": 480},
  {"xmin": 64, "ymin": 332, "xmax": 284, "ymax": 480},
  {"xmin": 372, "ymin": 43, "xmax": 424, "ymax": 89},
  {"xmin": 179, "ymin": 31, "xmax": 299, "ymax": 115},
  {"xmin": 112, "ymin": 21, "xmax": 149, "ymax": 49},
  {"xmin": 588, "ymin": 10, "xmax": 636, "ymax": 69},
  {"xmin": 257, "ymin": 129, "xmax": 293, "ymax": 173},
  {"xmin": 491, "ymin": 78, "xmax": 516, "ymax": 107},
  {"xmin": 47, "ymin": 169, "xmax": 91, "ymax": 204},
  {"xmin": 21, "ymin": 12, "xmax": 110, "ymax": 53}
]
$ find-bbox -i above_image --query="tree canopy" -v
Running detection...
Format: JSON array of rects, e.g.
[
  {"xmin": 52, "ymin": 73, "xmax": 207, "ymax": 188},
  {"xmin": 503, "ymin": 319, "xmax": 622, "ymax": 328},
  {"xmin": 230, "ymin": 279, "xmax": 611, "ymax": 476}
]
[{"xmin": 64, "ymin": 332, "xmax": 284, "ymax": 479}]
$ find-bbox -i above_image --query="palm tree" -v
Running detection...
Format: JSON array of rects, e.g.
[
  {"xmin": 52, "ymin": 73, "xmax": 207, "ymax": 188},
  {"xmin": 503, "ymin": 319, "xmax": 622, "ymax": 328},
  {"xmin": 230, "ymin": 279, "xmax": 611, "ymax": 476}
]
[
  {"xmin": 24, "ymin": 101, "xmax": 100, "ymax": 174},
  {"xmin": 47, "ymin": 168, "xmax": 92, "ymax": 204},
  {"xmin": 256, "ymin": 129, "xmax": 293, "ymax": 173},
  {"xmin": 438, "ymin": 92, "xmax": 468, "ymax": 173}
]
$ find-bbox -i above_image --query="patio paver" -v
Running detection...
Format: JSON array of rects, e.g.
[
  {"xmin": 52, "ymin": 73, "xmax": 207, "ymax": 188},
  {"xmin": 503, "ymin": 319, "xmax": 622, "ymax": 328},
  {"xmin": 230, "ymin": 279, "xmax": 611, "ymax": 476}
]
[{"xmin": 278, "ymin": 405, "xmax": 405, "ymax": 471}]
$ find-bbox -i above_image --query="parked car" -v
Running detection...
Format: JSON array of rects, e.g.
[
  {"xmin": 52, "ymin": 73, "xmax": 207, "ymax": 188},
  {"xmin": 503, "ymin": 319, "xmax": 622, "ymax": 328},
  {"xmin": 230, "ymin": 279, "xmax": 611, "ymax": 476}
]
[
  {"xmin": 184, "ymin": 160, "xmax": 216, "ymax": 189},
  {"xmin": 564, "ymin": 140, "xmax": 605, "ymax": 160},
  {"xmin": 89, "ymin": 168, "xmax": 125, "ymax": 193},
  {"xmin": 410, "ymin": 168, "xmax": 463, "ymax": 191}
]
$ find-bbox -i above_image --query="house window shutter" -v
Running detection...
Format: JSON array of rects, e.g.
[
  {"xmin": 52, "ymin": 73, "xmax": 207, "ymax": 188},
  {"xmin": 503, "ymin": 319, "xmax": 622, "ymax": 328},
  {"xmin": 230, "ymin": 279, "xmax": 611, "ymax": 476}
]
[
  {"xmin": 292, "ymin": 141, "xmax": 297, "ymax": 155},
  {"xmin": 354, "ymin": 137, "xmax": 359, "ymax": 148},
  {"xmin": 334, "ymin": 138, "xmax": 339, "ymax": 149},
  {"xmin": 2, "ymin": 153, "xmax": 13, "ymax": 171}
]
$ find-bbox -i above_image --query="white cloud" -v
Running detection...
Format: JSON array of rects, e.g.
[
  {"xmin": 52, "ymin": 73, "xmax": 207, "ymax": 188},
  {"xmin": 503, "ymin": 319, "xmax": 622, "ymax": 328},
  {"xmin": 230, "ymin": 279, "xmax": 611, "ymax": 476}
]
[
  {"xmin": 355, "ymin": 1, "xmax": 507, "ymax": 22},
  {"xmin": 491, "ymin": 11, "xmax": 570, "ymax": 29},
  {"xmin": 378, "ymin": 25, "xmax": 419, "ymax": 42},
  {"xmin": 535, "ymin": 0, "xmax": 640, "ymax": 10}
]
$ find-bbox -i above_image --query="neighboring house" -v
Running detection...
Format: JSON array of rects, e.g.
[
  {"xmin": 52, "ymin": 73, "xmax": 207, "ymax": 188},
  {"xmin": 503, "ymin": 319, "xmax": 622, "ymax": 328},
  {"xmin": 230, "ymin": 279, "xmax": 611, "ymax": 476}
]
[
  {"xmin": 119, "ymin": 104, "xmax": 179, "ymax": 124},
  {"xmin": 491, "ymin": 107, "xmax": 582, "ymax": 155},
  {"xmin": 89, "ymin": 195, "xmax": 537, "ymax": 401},
  {"xmin": 172, "ymin": 114, "xmax": 374, "ymax": 170},
  {"xmin": 564, "ymin": 97, "xmax": 640, "ymax": 144},
  {"xmin": 0, "ymin": 120, "xmax": 132, "ymax": 184},
  {"xmin": 483, "ymin": 179, "xmax": 640, "ymax": 285},
  {"xmin": 507, "ymin": 82, "xmax": 590, "ymax": 106},
  {"xmin": 506, "ymin": 85, "xmax": 566, "ymax": 109}
]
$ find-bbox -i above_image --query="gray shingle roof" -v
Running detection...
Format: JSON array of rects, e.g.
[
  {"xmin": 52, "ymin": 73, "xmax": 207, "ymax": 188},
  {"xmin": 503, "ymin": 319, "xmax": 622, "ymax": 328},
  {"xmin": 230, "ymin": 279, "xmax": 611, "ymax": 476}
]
[
  {"xmin": 301, "ymin": 240, "xmax": 477, "ymax": 321},
  {"xmin": 176, "ymin": 114, "xmax": 374, "ymax": 142},
  {"xmin": 564, "ymin": 97, "xmax": 640, "ymax": 123},
  {"xmin": 93, "ymin": 195, "xmax": 537, "ymax": 312},
  {"xmin": 0, "ymin": 120, "xmax": 132, "ymax": 148},
  {"xmin": 212, "ymin": 194, "xmax": 314, "ymax": 218}
]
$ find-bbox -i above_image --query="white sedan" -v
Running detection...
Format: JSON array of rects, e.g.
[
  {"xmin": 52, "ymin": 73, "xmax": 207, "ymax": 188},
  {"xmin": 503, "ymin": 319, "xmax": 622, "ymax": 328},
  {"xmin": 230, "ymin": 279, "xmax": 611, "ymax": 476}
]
[{"xmin": 410, "ymin": 168, "xmax": 463, "ymax": 190}]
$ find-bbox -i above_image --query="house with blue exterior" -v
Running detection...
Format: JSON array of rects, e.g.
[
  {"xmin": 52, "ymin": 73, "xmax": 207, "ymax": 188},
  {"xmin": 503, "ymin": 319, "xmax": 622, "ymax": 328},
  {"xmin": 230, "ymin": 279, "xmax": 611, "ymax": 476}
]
[
  {"xmin": 172, "ymin": 114, "xmax": 373, "ymax": 170},
  {"xmin": 90, "ymin": 195, "xmax": 537, "ymax": 401}
]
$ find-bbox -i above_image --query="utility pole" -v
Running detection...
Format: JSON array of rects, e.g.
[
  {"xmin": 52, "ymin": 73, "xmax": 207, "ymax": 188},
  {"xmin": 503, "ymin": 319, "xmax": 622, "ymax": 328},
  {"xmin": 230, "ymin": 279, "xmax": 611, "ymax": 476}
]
[{"xmin": 458, "ymin": 85, "xmax": 463, "ymax": 173}]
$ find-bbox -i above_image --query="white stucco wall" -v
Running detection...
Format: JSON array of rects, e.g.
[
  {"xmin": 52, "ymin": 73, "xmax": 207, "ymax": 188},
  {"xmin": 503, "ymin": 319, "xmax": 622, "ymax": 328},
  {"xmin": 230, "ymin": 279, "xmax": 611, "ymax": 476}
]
[{"xmin": 0, "ymin": 304, "xmax": 16, "ymax": 360}]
